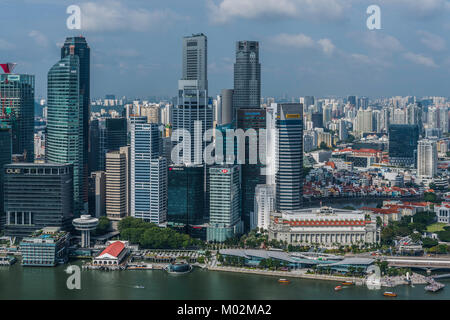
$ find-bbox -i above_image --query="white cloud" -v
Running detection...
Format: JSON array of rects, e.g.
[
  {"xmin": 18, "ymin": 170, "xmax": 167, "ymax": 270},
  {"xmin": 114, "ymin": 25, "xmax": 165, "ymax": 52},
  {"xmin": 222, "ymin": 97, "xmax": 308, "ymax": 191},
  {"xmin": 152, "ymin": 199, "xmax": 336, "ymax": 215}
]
[
  {"xmin": 317, "ymin": 39, "xmax": 335, "ymax": 56},
  {"xmin": 417, "ymin": 30, "xmax": 446, "ymax": 51},
  {"xmin": 80, "ymin": 1, "xmax": 181, "ymax": 32},
  {"xmin": 28, "ymin": 30, "xmax": 49, "ymax": 47},
  {"xmin": 362, "ymin": 33, "xmax": 403, "ymax": 52},
  {"xmin": 271, "ymin": 33, "xmax": 335, "ymax": 55},
  {"xmin": 403, "ymin": 52, "xmax": 438, "ymax": 68},
  {"xmin": 207, "ymin": 0, "xmax": 349, "ymax": 23}
]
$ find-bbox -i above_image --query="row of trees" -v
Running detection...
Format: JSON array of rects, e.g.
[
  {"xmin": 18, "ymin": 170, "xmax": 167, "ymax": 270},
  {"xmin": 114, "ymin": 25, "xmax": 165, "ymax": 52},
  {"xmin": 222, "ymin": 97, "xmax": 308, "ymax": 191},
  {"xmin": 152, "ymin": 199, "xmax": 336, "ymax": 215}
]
[{"xmin": 118, "ymin": 217, "xmax": 202, "ymax": 249}]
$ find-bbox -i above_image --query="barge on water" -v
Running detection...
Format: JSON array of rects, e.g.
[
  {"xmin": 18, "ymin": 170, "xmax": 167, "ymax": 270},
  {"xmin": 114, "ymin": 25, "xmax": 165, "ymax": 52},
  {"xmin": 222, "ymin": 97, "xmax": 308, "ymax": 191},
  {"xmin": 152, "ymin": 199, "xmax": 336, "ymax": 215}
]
[{"xmin": 0, "ymin": 256, "xmax": 16, "ymax": 266}]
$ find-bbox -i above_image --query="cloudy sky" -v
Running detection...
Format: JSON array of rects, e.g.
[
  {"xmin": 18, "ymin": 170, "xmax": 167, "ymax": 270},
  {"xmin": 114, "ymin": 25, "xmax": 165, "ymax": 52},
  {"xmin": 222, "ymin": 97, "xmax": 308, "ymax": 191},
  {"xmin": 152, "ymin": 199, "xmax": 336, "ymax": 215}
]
[{"xmin": 1, "ymin": 0, "xmax": 450, "ymax": 99}]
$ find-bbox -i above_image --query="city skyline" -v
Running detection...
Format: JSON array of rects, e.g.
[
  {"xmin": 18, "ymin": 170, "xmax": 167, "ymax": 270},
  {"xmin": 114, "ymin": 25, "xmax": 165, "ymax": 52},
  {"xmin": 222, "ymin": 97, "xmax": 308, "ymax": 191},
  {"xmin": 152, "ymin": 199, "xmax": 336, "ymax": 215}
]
[{"xmin": 1, "ymin": 0, "xmax": 450, "ymax": 98}]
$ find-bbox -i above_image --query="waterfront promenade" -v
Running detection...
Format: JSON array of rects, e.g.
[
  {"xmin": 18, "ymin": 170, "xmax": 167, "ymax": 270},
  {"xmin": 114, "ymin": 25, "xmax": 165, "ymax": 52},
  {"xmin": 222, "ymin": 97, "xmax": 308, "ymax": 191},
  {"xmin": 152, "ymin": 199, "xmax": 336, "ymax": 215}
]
[{"xmin": 208, "ymin": 265, "xmax": 365, "ymax": 285}]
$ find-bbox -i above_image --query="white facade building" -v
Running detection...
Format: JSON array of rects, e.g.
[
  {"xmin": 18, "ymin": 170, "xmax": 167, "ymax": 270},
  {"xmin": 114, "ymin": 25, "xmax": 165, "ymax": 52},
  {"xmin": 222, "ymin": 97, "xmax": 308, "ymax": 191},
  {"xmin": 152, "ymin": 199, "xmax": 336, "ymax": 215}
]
[{"xmin": 254, "ymin": 184, "xmax": 275, "ymax": 231}]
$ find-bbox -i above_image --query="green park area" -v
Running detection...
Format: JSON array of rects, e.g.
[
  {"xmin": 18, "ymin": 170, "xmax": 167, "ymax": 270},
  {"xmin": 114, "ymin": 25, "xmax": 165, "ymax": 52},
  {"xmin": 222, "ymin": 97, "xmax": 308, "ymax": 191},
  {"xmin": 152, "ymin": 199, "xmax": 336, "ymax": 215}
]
[{"xmin": 427, "ymin": 223, "xmax": 447, "ymax": 233}]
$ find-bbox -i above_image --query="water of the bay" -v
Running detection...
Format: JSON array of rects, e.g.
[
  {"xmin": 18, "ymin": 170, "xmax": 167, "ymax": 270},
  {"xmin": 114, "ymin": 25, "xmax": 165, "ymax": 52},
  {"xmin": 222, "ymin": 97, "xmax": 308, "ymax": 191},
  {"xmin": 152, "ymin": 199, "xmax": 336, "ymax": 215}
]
[{"xmin": 1, "ymin": 261, "xmax": 449, "ymax": 300}]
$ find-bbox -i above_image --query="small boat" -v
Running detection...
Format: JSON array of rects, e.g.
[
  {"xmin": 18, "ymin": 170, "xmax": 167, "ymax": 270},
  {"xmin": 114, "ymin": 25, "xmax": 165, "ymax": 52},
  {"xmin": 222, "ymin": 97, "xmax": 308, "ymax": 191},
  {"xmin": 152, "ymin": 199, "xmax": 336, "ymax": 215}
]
[
  {"xmin": 342, "ymin": 281, "xmax": 354, "ymax": 286},
  {"xmin": 383, "ymin": 292, "xmax": 397, "ymax": 297},
  {"xmin": 278, "ymin": 278, "xmax": 290, "ymax": 284},
  {"xmin": 334, "ymin": 285, "xmax": 342, "ymax": 291},
  {"xmin": 133, "ymin": 285, "xmax": 145, "ymax": 289}
]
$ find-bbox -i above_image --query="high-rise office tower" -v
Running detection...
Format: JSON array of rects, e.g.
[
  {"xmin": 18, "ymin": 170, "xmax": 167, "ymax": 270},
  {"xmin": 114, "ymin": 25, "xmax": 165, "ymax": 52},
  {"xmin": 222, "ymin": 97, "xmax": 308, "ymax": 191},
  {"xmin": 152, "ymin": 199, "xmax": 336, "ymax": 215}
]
[
  {"xmin": 347, "ymin": 96, "xmax": 357, "ymax": 107},
  {"xmin": 417, "ymin": 139, "xmax": 437, "ymax": 179},
  {"xmin": 388, "ymin": 124, "xmax": 419, "ymax": 167},
  {"xmin": 182, "ymin": 33, "xmax": 207, "ymax": 91},
  {"xmin": 88, "ymin": 171, "xmax": 106, "ymax": 218},
  {"xmin": 89, "ymin": 117, "xmax": 127, "ymax": 173},
  {"xmin": 173, "ymin": 34, "xmax": 212, "ymax": 165},
  {"xmin": 3, "ymin": 163, "xmax": 74, "ymax": 238},
  {"xmin": 233, "ymin": 41, "xmax": 261, "ymax": 114},
  {"xmin": 131, "ymin": 123, "xmax": 167, "ymax": 224},
  {"xmin": 105, "ymin": 147, "xmax": 128, "ymax": 221},
  {"xmin": 338, "ymin": 119, "xmax": 348, "ymax": 141},
  {"xmin": 47, "ymin": 54, "xmax": 85, "ymax": 215},
  {"xmin": 167, "ymin": 165, "xmax": 205, "ymax": 232},
  {"xmin": 275, "ymin": 103, "xmax": 303, "ymax": 211},
  {"xmin": 236, "ymin": 108, "xmax": 266, "ymax": 232},
  {"xmin": 254, "ymin": 184, "xmax": 275, "ymax": 231},
  {"xmin": 61, "ymin": 37, "xmax": 90, "ymax": 199},
  {"xmin": 0, "ymin": 127, "xmax": 12, "ymax": 229},
  {"xmin": 0, "ymin": 70, "xmax": 34, "ymax": 161},
  {"xmin": 207, "ymin": 165, "xmax": 243, "ymax": 242}
]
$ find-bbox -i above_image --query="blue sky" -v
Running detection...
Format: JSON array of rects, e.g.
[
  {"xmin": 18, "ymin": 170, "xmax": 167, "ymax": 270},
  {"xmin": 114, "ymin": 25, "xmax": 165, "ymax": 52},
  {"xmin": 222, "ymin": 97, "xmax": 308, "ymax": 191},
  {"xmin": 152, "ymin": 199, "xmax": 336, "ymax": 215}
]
[{"xmin": 1, "ymin": 0, "xmax": 450, "ymax": 99}]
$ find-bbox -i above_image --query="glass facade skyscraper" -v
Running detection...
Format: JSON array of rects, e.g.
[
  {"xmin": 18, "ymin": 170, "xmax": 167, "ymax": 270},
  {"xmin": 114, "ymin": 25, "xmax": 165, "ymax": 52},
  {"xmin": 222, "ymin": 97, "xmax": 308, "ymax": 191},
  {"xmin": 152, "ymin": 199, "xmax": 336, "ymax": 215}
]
[
  {"xmin": 0, "ymin": 73, "xmax": 34, "ymax": 161},
  {"xmin": 388, "ymin": 124, "xmax": 419, "ymax": 167},
  {"xmin": 167, "ymin": 165, "xmax": 205, "ymax": 231},
  {"xmin": 61, "ymin": 36, "xmax": 90, "ymax": 204},
  {"xmin": 275, "ymin": 103, "xmax": 303, "ymax": 211},
  {"xmin": 47, "ymin": 54, "xmax": 85, "ymax": 215}
]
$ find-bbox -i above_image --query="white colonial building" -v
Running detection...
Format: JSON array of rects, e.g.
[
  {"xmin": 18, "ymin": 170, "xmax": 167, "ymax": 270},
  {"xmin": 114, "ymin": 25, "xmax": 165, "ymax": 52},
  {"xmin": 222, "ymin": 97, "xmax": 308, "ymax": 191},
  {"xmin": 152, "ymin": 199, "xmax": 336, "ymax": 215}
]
[{"xmin": 268, "ymin": 207, "xmax": 379, "ymax": 247}]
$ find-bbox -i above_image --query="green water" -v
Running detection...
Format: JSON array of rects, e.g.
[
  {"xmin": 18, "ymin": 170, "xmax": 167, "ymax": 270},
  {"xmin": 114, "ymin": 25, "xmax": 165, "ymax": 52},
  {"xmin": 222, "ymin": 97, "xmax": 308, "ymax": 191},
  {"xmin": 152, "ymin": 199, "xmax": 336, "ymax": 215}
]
[{"xmin": 1, "ymin": 261, "xmax": 449, "ymax": 300}]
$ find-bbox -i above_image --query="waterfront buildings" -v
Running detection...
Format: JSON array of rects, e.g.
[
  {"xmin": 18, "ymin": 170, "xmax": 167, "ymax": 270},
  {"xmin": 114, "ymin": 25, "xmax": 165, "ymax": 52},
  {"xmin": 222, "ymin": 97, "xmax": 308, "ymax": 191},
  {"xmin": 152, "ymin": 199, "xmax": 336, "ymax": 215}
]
[
  {"xmin": 3, "ymin": 163, "xmax": 73, "ymax": 238},
  {"xmin": 93, "ymin": 240, "xmax": 129, "ymax": 266},
  {"xmin": 105, "ymin": 147, "xmax": 129, "ymax": 221},
  {"xmin": 417, "ymin": 139, "xmax": 438, "ymax": 181},
  {"xmin": 207, "ymin": 165, "xmax": 243, "ymax": 242},
  {"xmin": 254, "ymin": 184, "xmax": 275, "ymax": 231},
  {"xmin": 20, "ymin": 227, "xmax": 69, "ymax": 266},
  {"xmin": 131, "ymin": 123, "xmax": 167, "ymax": 224},
  {"xmin": 233, "ymin": 41, "xmax": 261, "ymax": 113},
  {"xmin": 0, "ymin": 72, "xmax": 34, "ymax": 161},
  {"xmin": 388, "ymin": 124, "xmax": 419, "ymax": 167},
  {"xmin": 47, "ymin": 54, "xmax": 85, "ymax": 214},
  {"xmin": 268, "ymin": 207, "xmax": 379, "ymax": 247},
  {"xmin": 275, "ymin": 103, "xmax": 303, "ymax": 211}
]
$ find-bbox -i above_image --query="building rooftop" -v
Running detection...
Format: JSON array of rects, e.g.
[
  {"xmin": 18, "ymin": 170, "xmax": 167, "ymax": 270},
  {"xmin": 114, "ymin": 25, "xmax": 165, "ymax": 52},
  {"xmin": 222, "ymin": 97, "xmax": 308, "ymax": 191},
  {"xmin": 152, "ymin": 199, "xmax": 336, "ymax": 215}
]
[{"xmin": 97, "ymin": 241, "xmax": 125, "ymax": 258}]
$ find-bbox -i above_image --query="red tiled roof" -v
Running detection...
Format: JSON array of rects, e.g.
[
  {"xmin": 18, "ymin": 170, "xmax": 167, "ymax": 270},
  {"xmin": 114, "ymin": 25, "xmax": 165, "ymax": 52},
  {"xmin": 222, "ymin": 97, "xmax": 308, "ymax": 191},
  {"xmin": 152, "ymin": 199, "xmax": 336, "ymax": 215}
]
[{"xmin": 99, "ymin": 241, "xmax": 125, "ymax": 258}]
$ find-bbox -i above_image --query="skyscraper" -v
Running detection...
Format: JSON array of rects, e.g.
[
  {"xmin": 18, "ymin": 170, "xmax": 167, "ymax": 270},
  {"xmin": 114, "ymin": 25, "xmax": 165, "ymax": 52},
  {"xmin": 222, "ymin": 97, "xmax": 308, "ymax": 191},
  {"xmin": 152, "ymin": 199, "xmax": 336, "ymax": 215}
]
[
  {"xmin": 105, "ymin": 148, "xmax": 128, "ymax": 221},
  {"xmin": 47, "ymin": 54, "xmax": 85, "ymax": 214},
  {"xmin": 131, "ymin": 123, "xmax": 167, "ymax": 224},
  {"xmin": 207, "ymin": 165, "xmax": 243, "ymax": 242},
  {"xmin": 275, "ymin": 103, "xmax": 303, "ymax": 211},
  {"xmin": 167, "ymin": 165, "xmax": 205, "ymax": 232},
  {"xmin": 233, "ymin": 41, "xmax": 261, "ymax": 114},
  {"xmin": 236, "ymin": 108, "xmax": 266, "ymax": 232},
  {"xmin": 220, "ymin": 89, "xmax": 233, "ymax": 126},
  {"xmin": 89, "ymin": 117, "xmax": 128, "ymax": 173},
  {"xmin": 388, "ymin": 124, "xmax": 419, "ymax": 167},
  {"xmin": 0, "ymin": 71, "xmax": 34, "ymax": 161},
  {"xmin": 173, "ymin": 33, "xmax": 212, "ymax": 165},
  {"xmin": 61, "ymin": 36, "xmax": 90, "ymax": 204},
  {"xmin": 182, "ymin": 33, "xmax": 207, "ymax": 91},
  {"xmin": 417, "ymin": 139, "xmax": 437, "ymax": 179},
  {"xmin": 254, "ymin": 184, "xmax": 275, "ymax": 231}
]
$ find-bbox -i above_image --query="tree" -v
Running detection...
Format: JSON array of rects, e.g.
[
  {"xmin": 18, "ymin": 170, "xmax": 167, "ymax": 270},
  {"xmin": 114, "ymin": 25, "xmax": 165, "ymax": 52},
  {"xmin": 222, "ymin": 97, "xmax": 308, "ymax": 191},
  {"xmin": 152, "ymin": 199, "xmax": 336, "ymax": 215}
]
[
  {"xmin": 94, "ymin": 216, "xmax": 111, "ymax": 235},
  {"xmin": 319, "ymin": 142, "xmax": 330, "ymax": 150},
  {"xmin": 422, "ymin": 238, "xmax": 438, "ymax": 248}
]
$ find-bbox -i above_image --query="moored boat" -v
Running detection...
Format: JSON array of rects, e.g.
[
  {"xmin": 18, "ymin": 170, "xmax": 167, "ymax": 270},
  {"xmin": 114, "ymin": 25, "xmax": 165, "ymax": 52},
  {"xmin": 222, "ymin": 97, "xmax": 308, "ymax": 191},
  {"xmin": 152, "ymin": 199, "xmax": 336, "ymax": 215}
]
[
  {"xmin": 383, "ymin": 291, "xmax": 397, "ymax": 297},
  {"xmin": 334, "ymin": 285, "xmax": 342, "ymax": 291},
  {"xmin": 341, "ymin": 281, "xmax": 354, "ymax": 286},
  {"xmin": 278, "ymin": 278, "xmax": 290, "ymax": 284}
]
